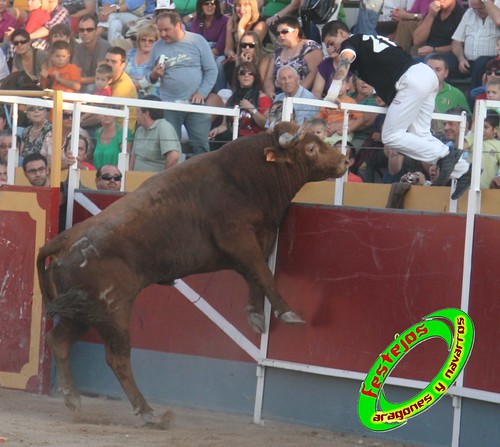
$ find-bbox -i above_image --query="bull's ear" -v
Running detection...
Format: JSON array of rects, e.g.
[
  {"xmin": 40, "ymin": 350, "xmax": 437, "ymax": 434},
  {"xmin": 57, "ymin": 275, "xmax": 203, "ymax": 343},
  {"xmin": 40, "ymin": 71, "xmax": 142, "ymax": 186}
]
[{"xmin": 264, "ymin": 147, "xmax": 277, "ymax": 162}]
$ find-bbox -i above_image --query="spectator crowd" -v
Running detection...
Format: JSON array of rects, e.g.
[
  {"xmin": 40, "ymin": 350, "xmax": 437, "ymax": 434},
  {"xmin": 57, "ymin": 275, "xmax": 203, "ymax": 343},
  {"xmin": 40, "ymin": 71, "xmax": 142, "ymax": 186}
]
[{"xmin": 0, "ymin": 0, "xmax": 499, "ymax": 192}]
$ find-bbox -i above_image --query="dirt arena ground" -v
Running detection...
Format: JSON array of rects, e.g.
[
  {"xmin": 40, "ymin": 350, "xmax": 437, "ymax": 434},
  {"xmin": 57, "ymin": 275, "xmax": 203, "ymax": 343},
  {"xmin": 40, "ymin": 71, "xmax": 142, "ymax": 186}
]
[{"xmin": 0, "ymin": 388, "xmax": 421, "ymax": 447}]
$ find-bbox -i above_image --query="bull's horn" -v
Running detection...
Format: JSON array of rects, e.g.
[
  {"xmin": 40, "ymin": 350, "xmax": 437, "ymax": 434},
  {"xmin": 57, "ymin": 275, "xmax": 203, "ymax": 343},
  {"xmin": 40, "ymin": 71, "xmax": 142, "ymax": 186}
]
[{"xmin": 278, "ymin": 132, "xmax": 295, "ymax": 148}]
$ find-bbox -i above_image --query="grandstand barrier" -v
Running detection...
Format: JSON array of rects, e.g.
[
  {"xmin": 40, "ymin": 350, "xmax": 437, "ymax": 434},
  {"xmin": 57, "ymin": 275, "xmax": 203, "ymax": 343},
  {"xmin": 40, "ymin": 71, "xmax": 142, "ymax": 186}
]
[{"xmin": 1, "ymin": 91, "xmax": 500, "ymax": 446}]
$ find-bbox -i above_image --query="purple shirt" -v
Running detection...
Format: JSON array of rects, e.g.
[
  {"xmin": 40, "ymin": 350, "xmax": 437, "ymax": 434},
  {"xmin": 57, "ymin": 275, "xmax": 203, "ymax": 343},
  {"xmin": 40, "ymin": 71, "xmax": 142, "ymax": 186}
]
[
  {"xmin": 409, "ymin": 0, "xmax": 462, "ymax": 15},
  {"xmin": 190, "ymin": 14, "xmax": 228, "ymax": 56},
  {"xmin": 0, "ymin": 10, "xmax": 17, "ymax": 41},
  {"xmin": 317, "ymin": 57, "xmax": 336, "ymax": 98}
]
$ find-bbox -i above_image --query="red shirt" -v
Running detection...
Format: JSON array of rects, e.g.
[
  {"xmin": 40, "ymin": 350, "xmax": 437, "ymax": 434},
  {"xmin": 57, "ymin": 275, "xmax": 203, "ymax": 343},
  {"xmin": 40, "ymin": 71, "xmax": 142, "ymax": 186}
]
[{"xmin": 237, "ymin": 94, "xmax": 272, "ymax": 137}]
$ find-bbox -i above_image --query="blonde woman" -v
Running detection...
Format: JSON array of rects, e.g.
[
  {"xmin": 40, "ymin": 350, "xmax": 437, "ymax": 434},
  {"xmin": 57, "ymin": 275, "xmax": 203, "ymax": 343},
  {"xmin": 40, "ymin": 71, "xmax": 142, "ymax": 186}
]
[
  {"xmin": 125, "ymin": 25, "xmax": 159, "ymax": 97},
  {"xmin": 224, "ymin": 0, "xmax": 267, "ymax": 61}
]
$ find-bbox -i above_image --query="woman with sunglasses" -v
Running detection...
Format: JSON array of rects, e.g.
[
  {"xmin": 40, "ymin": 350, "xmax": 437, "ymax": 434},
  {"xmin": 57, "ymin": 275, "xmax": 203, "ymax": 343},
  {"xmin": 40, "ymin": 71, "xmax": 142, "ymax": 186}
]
[
  {"xmin": 224, "ymin": 0, "xmax": 267, "ymax": 62},
  {"xmin": 20, "ymin": 106, "xmax": 52, "ymax": 163},
  {"xmin": 263, "ymin": 15, "xmax": 322, "ymax": 99},
  {"xmin": 125, "ymin": 25, "xmax": 159, "ymax": 97},
  {"xmin": 209, "ymin": 61, "xmax": 271, "ymax": 147},
  {"xmin": 237, "ymin": 31, "xmax": 271, "ymax": 82},
  {"xmin": 10, "ymin": 29, "xmax": 49, "ymax": 83},
  {"xmin": 191, "ymin": 0, "xmax": 228, "ymax": 91}
]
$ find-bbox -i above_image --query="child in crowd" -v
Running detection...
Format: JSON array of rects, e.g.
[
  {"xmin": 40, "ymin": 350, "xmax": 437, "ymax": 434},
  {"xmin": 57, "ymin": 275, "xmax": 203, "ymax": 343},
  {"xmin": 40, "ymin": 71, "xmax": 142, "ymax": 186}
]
[
  {"xmin": 465, "ymin": 111, "xmax": 500, "ymax": 189},
  {"xmin": 41, "ymin": 41, "xmax": 81, "ymax": 92},
  {"xmin": 307, "ymin": 118, "xmax": 328, "ymax": 141},
  {"xmin": 95, "ymin": 64, "xmax": 113, "ymax": 97},
  {"xmin": 24, "ymin": 0, "xmax": 50, "ymax": 34},
  {"xmin": 316, "ymin": 77, "xmax": 362, "ymax": 145},
  {"xmin": 333, "ymin": 140, "xmax": 363, "ymax": 183},
  {"xmin": 486, "ymin": 77, "xmax": 500, "ymax": 114}
]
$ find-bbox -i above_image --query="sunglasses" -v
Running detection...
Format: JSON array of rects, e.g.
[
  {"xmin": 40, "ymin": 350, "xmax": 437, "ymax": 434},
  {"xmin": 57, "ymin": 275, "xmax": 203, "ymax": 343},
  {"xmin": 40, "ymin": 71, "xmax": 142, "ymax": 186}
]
[
  {"xmin": 486, "ymin": 69, "xmax": 500, "ymax": 76},
  {"xmin": 27, "ymin": 106, "xmax": 46, "ymax": 112},
  {"xmin": 79, "ymin": 27, "xmax": 96, "ymax": 33},
  {"xmin": 238, "ymin": 70, "xmax": 255, "ymax": 76},
  {"xmin": 203, "ymin": 0, "xmax": 216, "ymax": 5},
  {"xmin": 12, "ymin": 39, "xmax": 29, "ymax": 46},
  {"xmin": 240, "ymin": 42, "xmax": 256, "ymax": 49},
  {"xmin": 277, "ymin": 28, "xmax": 294, "ymax": 35},
  {"xmin": 99, "ymin": 174, "xmax": 122, "ymax": 182}
]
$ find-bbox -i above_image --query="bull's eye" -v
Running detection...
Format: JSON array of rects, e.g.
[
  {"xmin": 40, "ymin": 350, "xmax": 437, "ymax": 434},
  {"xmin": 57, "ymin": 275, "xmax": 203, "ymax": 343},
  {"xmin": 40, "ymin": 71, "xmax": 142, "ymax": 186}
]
[{"xmin": 306, "ymin": 144, "xmax": 317, "ymax": 154}]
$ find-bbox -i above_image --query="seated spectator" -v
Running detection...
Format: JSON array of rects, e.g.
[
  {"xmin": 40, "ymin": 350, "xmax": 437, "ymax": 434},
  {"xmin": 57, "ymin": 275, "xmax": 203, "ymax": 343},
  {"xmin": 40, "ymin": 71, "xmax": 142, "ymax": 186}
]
[
  {"xmin": 266, "ymin": 99, "xmax": 283, "ymax": 130},
  {"xmin": 0, "ymin": 0, "xmax": 17, "ymax": 42},
  {"xmin": 376, "ymin": 0, "xmax": 413, "ymax": 37},
  {"xmin": 73, "ymin": 14, "xmax": 111, "ymax": 93},
  {"xmin": 0, "ymin": 130, "xmax": 11, "ymax": 161},
  {"xmin": 20, "ymin": 105, "xmax": 52, "ymax": 163},
  {"xmin": 0, "ymin": 49, "xmax": 9, "ymax": 80},
  {"xmin": 93, "ymin": 107, "xmax": 133, "ymax": 170},
  {"xmin": 0, "ymin": 158, "xmax": 7, "ymax": 186},
  {"xmin": 60, "ymin": 110, "xmax": 93, "ymax": 168},
  {"xmin": 486, "ymin": 77, "xmax": 500, "ymax": 114},
  {"xmin": 209, "ymin": 61, "xmax": 271, "ymax": 146},
  {"xmin": 383, "ymin": 147, "xmax": 431, "ymax": 183},
  {"xmin": 316, "ymin": 76, "xmax": 363, "ymax": 144},
  {"xmin": 98, "ymin": 0, "xmax": 146, "ymax": 42},
  {"xmin": 10, "ymin": 28, "xmax": 49, "ymax": 83},
  {"xmin": 191, "ymin": 0, "xmax": 228, "ymax": 92},
  {"xmin": 464, "ymin": 110, "xmax": 500, "ymax": 189},
  {"xmin": 125, "ymin": 25, "xmax": 159, "ymax": 97},
  {"xmin": 307, "ymin": 117, "xmax": 328, "ymax": 140},
  {"xmin": 348, "ymin": 76, "xmax": 379, "ymax": 148},
  {"xmin": 426, "ymin": 53, "xmax": 470, "ymax": 113},
  {"xmin": 24, "ymin": 0, "xmax": 50, "ymax": 36},
  {"xmin": 224, "ymin": 0, "xmax": 267, "ymax": 62},
  {"xmin": 22, "ymin": 152, "xmax": 50, "ymax": 186},
  {"xmin": 130, "ymin": 94, "xmax": 181, "ymax": 171},
  {"xmin": 412, "ymin": 0, "xmax": 464, "ymax": 78},
  {"xmin": 264, "ymin": 0, "xmax": 299, "ymax": 27},
  {"xmin": 264, "ymin": 16, "xmax": 322, "ymax": 99},
  {"xmin": 95, "ymin": 63, "xmax": 113, "ymax": 96},
  {"xmin": 41, "ymin": 40, "xmax": 81, "ymax": 91},
  {"xmin": 47, "ymin": 23, "xmax": 75, "ymax": 54},
  {"xmin": 470, "ymin": 58, "xmax": 500, "ymax": 104},
  {"xmin": 235, "ymin": 31, "xmax": 271, "ymax": 84},
  {"xmin": 29, "ymin": 0, "xmax": 71, "ymax": 50},
  {"xmin": 273, "ymin": 65, "xmax": 318, "ymax": 124},
  {"xmin": 333, "ymin": 140, "xmax": 364, "ymax": 183},
  {"xmin": 95, "ymin": 164, "xmax": 122, "ymax": 190},
  {"xmin": 59, "ymin": 0, "xmax": 96, "ymax": 34},
  {"xmin": 63, "ymin": 134, "xmax": 96, "ymax": 170},
  {"xmin": 451, "ymin": 0, "xmax": 500, "ymax": 91}
]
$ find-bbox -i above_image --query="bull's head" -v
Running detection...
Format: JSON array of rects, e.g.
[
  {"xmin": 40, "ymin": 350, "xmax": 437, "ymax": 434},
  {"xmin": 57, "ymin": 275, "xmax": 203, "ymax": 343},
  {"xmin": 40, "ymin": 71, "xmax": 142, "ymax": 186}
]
[{"xmin": 264, "ymin": 122, "xmax": 349, "ymax": 181}]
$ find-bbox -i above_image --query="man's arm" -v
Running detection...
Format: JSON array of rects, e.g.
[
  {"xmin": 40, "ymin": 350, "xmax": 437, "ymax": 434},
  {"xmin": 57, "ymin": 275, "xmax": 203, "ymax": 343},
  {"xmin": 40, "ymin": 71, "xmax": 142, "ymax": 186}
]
[
  {"xmin": 412, "ymin": 2, "xmax": 440, "ymax": 46},
  {"xmin": 451, "ymin": 39, "xmax": 469, "ymax": 73},
  {"xmin": 325, "ymin": 50, "xmax": 355, "ymax": 102},
  {"xmin": 484, "ymin": 0, "xmax": 500, "ymax": 26}
]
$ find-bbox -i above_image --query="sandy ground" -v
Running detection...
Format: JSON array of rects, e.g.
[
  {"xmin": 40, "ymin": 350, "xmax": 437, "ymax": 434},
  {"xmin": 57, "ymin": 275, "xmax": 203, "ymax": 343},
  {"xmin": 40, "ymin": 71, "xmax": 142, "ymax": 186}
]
[{"xmin": 0, "ymin": 388, "xmax": 420, "ymax": 447}]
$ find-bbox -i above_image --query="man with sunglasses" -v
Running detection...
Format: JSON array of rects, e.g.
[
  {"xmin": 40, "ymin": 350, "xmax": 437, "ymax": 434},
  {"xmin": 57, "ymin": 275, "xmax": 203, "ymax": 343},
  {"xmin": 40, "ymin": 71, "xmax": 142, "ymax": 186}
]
[
  {"xmin": 95, "ymin": 165, "xmax": 122, "ymax": 191},
  {"xmin": 73, "ymin": 14, "xmax": 111, "ymax": 94},
  {"xmin": 451, "ymin": 0, "xmax": 500, "ymax": 90}
]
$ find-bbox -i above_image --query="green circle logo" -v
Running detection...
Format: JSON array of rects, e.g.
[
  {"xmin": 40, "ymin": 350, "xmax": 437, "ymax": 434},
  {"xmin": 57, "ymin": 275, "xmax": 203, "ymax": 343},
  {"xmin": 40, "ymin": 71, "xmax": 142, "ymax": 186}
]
[{"xmin": 358, "ymin": 308, "xmax": 474, "ymax": 432}]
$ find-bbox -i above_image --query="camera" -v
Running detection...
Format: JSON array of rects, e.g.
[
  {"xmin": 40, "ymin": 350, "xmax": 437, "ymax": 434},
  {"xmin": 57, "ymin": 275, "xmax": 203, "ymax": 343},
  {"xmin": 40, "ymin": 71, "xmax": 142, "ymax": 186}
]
[
  {"xmin": 406, "ymin": 173, "xmax": 416, "ymax": 183},
  {"xmin": 158, "ymin": 54, "xmax": 166, "ymax": 69}
]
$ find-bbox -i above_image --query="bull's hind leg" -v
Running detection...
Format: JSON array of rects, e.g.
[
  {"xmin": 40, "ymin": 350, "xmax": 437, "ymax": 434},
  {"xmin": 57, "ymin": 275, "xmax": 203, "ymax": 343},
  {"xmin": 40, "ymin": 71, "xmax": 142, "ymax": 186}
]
[
  {"xmin": 46, "ymin": 319, "xmax": 88, "ymax": 412},
  {"xmin": 97, "ymin": 317, "xmax": 174, "ymax": 429}
]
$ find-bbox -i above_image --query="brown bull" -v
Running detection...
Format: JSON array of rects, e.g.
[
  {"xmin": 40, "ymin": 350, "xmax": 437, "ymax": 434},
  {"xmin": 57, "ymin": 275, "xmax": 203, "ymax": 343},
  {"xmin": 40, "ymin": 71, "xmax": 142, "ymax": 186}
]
[{"xmin": 37, "ymin": 122, "xmax": 348, "ymax": 427}]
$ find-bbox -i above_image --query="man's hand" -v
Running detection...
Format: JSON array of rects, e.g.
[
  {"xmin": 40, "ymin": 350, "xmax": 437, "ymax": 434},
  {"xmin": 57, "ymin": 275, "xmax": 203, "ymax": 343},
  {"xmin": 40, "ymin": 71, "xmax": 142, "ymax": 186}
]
[
  {"xmin": 417, "ymin": 45, "xmax": 434, "ymax": 57},
  {"xmin": 150, "ymin": 63, "xmax": 165, "ymax": 83},
  {"xmin": 190, "ymin": 92, "xmax": 205, "ymax": 104}
]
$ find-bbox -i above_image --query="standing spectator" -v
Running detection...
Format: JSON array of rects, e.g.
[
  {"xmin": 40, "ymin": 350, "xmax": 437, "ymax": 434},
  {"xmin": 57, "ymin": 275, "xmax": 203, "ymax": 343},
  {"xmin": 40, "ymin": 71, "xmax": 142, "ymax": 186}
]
[
  {"xmin": 10, "ymin": 28, "xmax": 49, "ymax": 82},
  {"xmin": 145, "ymin": 12, "xmax": 217, "ymax": 155},
  {"xmin": 93, "ymin": 108, "xmax": 133, "ymax": 169},
  {"xmin": 20, "ymin": 106, "xmax": 52, "ymax": 162},
  {"xmin": 264, "ymin": 16, "xmax": 323, "ymax": 99},
  {"xmin": 224, "ymin": 0, "xmax": 267, "ymax": 61},
  {"xmin": 191, "ymin": 0, "xmax": 228, "ymax": 92},
  {"xmin": 22, "ymin": 152, "xmax": 50, "ymax": 186},
  {"xmin": 98, "ymin": 0, "xmax": 146, "ymax": 42},
  {"xmin": 209, "ymin": 61, "xmax": 271, "ymax": 145},
  {"xmin": 125, "ymin": 24, "xmax": 159, "ymax": 97},
  {"xmin": 41, "ymin": 40, "xmax": 81, "ymax": 91},
  {"xmin": 426, "ymin": 53, "xmax": 470, "ymax": 113},
  {"xmin": 412, "ymin": 0, "xmax": 464, "ymax": 78},
  {"xmin": 130, "ymin": 95, "xmax": 181, "ymax": 171},
  {"xmin": 73, "ymin": 15, "xmax": 111, "ymax": 93},
  {"xmin": 451, "ymin": 0, "xmax": 500, "ymax": 90},
  {"xmin": 95, "ymin": 164, "xmax": 122, "ymax": 190},
  {"xmin": 0, "ymin": 0, "xmax": 17, "ymax": 42},
  {"xmin": 273, "ymin": 65, "xmax": 318, "ymax": 124},
  {"xmin": 324, "ymin": 20, "xmax": 471, "ymax": 198}
]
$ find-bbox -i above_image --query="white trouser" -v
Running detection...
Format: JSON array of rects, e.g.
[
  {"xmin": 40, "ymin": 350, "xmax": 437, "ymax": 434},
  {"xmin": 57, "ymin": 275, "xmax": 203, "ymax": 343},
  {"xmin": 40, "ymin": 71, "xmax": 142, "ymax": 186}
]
[{"xmin": 104, "ymin": 12, "xmax": 138, "ymax": 42}]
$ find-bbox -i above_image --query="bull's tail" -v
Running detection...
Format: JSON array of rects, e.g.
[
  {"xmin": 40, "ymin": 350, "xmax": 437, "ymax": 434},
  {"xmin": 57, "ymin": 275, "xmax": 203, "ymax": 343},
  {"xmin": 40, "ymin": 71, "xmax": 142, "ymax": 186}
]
[{"xmin": 37, "ymin": 235, "xmax": 67, "ymax": 306}]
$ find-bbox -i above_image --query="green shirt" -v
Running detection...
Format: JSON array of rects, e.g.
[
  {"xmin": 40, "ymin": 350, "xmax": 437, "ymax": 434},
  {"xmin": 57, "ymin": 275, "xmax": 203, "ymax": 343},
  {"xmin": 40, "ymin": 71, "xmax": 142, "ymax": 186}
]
[{"xmin": 435, "ymin": 82, "xmax": 471, "ymax": 115}]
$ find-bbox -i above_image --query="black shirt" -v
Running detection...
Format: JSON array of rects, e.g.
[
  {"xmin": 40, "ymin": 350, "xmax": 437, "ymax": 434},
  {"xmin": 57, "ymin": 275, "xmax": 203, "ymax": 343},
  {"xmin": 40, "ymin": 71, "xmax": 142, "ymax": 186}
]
[{"xmin": 340, "ymin": 34, "xmax": 418, "ymax": 105}]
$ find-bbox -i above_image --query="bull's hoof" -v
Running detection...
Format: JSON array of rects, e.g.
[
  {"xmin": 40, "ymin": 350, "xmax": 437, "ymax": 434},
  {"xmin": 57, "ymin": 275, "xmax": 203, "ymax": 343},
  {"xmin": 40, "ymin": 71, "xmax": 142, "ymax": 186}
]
[
  {"xmin": 248, "ymin": 312, "xmax": 266, "ymax": 334},
  {"xmin": 276, "ymin": 310, "xmax": 305, "ymax": 326},
  {"xmin": 63, "ymin": 391, "xmax": 81, "ymax": 413},
  {"xmin": 142, "ymin": 410, "xmax": 176, "ymax": 430}
]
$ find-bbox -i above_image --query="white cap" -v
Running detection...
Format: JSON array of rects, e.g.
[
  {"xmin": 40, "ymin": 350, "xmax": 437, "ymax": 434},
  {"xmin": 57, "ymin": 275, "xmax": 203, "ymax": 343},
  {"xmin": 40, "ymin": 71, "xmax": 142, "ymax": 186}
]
[{"xmin": 155, "ymin": 0, "xmax": 176, "ymax": 10}]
